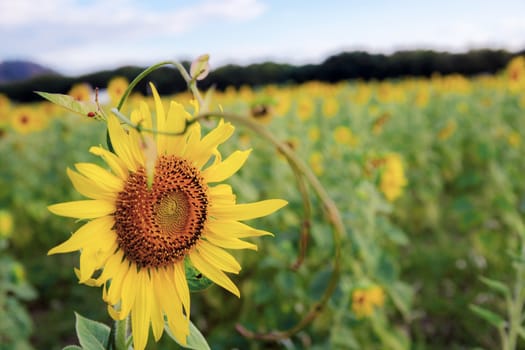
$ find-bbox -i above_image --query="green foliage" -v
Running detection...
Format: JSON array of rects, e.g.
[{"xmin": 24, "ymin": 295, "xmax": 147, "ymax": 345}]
[
  {"xmin": 0, "ymin": 244, "xmax": 37, "ymax": 349},
  {"xmin": 165, "ymin": 320, "xmax": 211, "ymax": 350},
  {"xmin": 71, "ymin": 313, "xmax": 111, "ymax": 350},
  {"xmin": 185, "ymin": 259, "xmax": 213, "ymax": 292},
  {"xmin": 35, "ymin": 92, "xmax": 99, "ymax": 117}
]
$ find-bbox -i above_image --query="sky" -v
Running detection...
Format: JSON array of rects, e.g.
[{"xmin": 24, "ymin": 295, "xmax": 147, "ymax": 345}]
[{"xmin": 2, "ymin": 0, "xmax": 525, "ymax": 76}]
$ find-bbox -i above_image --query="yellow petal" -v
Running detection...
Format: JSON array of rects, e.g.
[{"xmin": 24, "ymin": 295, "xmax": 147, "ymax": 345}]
[
  {"xmin": 153, "ymin": 267, "xmax": 188, "ymax": 344},
  {"xmin": 189, "ymin": 251, "xmax": 240, "ymax": 297},
  {"xmin": 150, "ymin": 83, "xmax": 168, "ymax": 154},
  {"xmin": 67, "ymin": 168, "xmax": 117, "ymax": 201},
  {"xmin": 48, "ymin": 216, "xmax": 115, "ymax": 255},
  {"xmin": 107, "ymin": 114, "xmax": 138, "ymax": 172},
  {"xmin": 209, "ymin": 199, "xmax": 287, "ymax": 221},
  {"xmin": 202, "ymin": 149, "xmax": 251, "ymax": 183},
  {"xmin": 131, "ymin": 269, "xmax": 153, "ymax": 350},
  {"xmin": 150, "ymin": 285, "xmax": 164, "ymax": 342},
  {"xmin": 207, "ymin": 220, "xmax": 274, "ymax": 238},
  {"xmin": 127, "ymin": 127, "xmax": 146, "ymax": 168},
  {"xmin": 164, "ymin": 101, "xmax": 189, "ymax": 156},
  {"xmin": 204, "ymin": 231, "xmax": 257, "ymax": 251},
  {"xmin": 130, "ymin": 101, "xmax": 153, "ymax": 131},
  {"xmin": 107, "ymin": 304, "xmax": 121, "ymax": 321},
  {"xmin": 209, "ymin": 184, "xmax": 236, "ymax": 205},
  {"xmin": 74, "ymin": 268, "xmax": 102, "ymax": 287},
  {"xmin": 74, "ymin": 163, "xmax": 123, "ymax": 193},
  {"xmin": 105, "ymin": 254, "xmax": 131, "ymax": 307},
  {"xmin": 184, "ymin": 122, "xmax": 201, "ymax": 156},
  {"xmin": 96, "ymin": 249, "xmax": 124, "ymax": 286},
  {"xmin": 188, "ymin": 122, "xmax": 234, "ymax": 168},
  {"xmin": 78, "ymin": 239, "xmax": 118, "ymax": 283},
  {"xmin": 173, "ymin": 262, "xmax": 190, "ymax": 318},
  {"xmin": 48, "ymin": 200, "xmax": 115, "ymax": 219},
  {"xmin": 120, "ymin": 264, "xmax": 139, "ymax": 318},
  {"xmin": 89, "ymin": 146, "xmax": 128, "ymax": 180},
  {"xmin": 196, "ymin": 240, "xmax": 241, "ymax": 273}
]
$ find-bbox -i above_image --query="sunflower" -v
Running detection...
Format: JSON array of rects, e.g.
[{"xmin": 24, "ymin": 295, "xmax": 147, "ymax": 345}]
[
  {"xmin": 68, "ymin": 83, "xmax": 93, "ymax": 102},
  {"xmin": 10, "ymin": 106, "xmax": 47, "ymax": 134},
  {"xmin": 0, "ymin": 93, "xmax": 11, "ymax": 127},
  {"xmin": 351, "ymin": 285, "xmax": 385, "ymax": 318},
  {"xmin": 333, "ymin": 126, "xmax": 359, "ymax": 147},
  {"xmin": 48, "ymin": 84, "xmax": 287, "ymax": 350},
  {"xmin": 379, "ymin": 153, "xmax": 407, "ymax": 202},
  {"xmin": 107, "ymin": 76, "xmax": 129, "ymax": 106}
]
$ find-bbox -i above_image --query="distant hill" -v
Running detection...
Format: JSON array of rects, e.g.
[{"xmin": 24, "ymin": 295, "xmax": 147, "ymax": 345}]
[
  {"xmin": 0, "ymin": 48, "xmax": 523, "ymax": 102},
  {"xmin": 0, "ymin": 60, "xmax": 59, "ymax": 84}
]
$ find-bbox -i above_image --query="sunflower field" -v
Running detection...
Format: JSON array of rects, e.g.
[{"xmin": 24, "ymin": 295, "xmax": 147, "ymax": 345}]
[{"xmin": 1, "ymin": 56, "xmax": 525, "ymax": 350}]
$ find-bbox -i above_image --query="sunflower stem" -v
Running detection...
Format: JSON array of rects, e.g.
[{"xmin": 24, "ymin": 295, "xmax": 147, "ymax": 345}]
[{"xmin": 114, "ymin": 316, "xmax": 129, "ymax": 350}]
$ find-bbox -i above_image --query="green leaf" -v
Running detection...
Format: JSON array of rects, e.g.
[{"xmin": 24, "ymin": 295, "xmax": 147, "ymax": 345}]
[
  {"xmin": 35, "ymin": 91, "xmax": 98, "ymax": 117},
  {"xmin": 469, "ymin": 304, "xmax": 506, "ymax": 329},
  {"xmin": 387, "ymin": 281, "xmax": 413, "ymax": 321},
  {"xmin": 165, "ymin": 319, "xmax": 211, "ymax": 350},
  {"xmin": 185, "ymin": 259, "xmax": 213, "ymax": 292},
  {"xmin": 479, "ymin": 276, "xmax": 510, "ymax": 297},
  {"xmin": 63, "ymin": 346, "xmax": 83, "ymax": 350},
  {"xmin": 74, "ymin": 312, "xmax": 111, "ymax": 350}
]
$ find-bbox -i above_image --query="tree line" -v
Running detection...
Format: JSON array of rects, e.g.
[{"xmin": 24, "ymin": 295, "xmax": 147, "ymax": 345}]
[{"xmin": 1, "ymin": 49, "xmax": 522, "ymax": 102}]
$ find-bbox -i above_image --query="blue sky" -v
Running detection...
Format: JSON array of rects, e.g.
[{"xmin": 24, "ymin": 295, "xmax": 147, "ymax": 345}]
[{"xmin": 2, "ymin": 0, "xmax": 525, "ymax": 76}]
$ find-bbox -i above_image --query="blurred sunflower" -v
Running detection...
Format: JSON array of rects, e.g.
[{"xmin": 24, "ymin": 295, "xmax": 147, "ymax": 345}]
[
  {"xmin": 10, "ymin": 106, "xmax": 46, "ymax": 134},
  {"xmin": 0, "ymin": 93, "xmax": 11, "ymax": 127},
  {"xmin": 48, "ymin": 84, "xmax": 287, "ymax": 350},
  {"xmin": 379, "ymin": 153, "xmax": 407, "ymax": 202},
  {"xmin": 309, "ymin": 151, "xmax": 324, "ymax": 176},
  {"xmin": 0, "ymin": 210, "xmax": 13, "ymax": 239},
  {"xmin": 322, "ymin": 96, "xmax": 339, "ymax": 118},
  {"xmin": 308, "ymin": 126, "xmax": 320, "ymax": 142},
  {"xmin": 437, "ymin": 120, "xmax": 457, "ymax": 141},
  {"xmin": 351, "ymin": 285, "xmax": 385, "ymax": 318},
  {"xmin": 274, "ymin": 93, "xmax": 291, "ymax": 117},
  {"xmin": 296, "ymin": 96, "xmax": 315, "ymax": 121},
  {"xmin": 333, "ymin": 125, "xmax": 359, "ymax": 146},
  {"xmin": 507, "ymin": 131, "xmax": 521, "ymax": 148},
  {"xmin": 506, "ymin": 56, "xmax": 525, "ymax": 83},
  {"xmin": 107, "ymin": 76, "xmax": 129, "ymax": 106},
  {"xmin": 68, "ymin": 83, "xmax": 93, "ymax": 102},
  {"xmin": 250, "ymin": 103, "xmax": 273, "ymax": 124}
]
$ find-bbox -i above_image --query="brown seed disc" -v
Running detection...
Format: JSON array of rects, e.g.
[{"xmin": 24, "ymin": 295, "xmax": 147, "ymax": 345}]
[{"xmin": 114, "ymin": 155, "xmax": 208, "ymax": 268}]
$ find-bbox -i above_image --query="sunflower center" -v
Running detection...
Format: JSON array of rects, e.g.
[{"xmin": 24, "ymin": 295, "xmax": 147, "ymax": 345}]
[{"xmin": 114, "ymin": 155, "xmax": 208, "ymax": 268}]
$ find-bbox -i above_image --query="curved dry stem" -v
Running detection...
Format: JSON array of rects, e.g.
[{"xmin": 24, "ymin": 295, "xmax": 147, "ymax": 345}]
[
  {"xmin": 289, "ymin": 161, "xmax": 312, "ymax": 270},
  {"xmin": 195, "ymin": 112, "xmax": 345, "ymax": 341}
]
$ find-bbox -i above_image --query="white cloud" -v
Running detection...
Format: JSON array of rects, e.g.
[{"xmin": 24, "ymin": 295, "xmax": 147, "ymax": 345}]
[{"xmin": 1, "ymin": 0, "xmax": 267, "ymax": 57}]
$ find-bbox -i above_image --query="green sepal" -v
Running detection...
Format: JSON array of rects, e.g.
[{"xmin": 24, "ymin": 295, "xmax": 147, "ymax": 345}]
[
  {"xmin": 73, "ymin": 312, "xmax": 111, "ymax": 350},
  {"xmin": 165, "ymin": 319, "xmax": 211, "ymax": 350},
  {"xmin": 35, "ymin": 91, "xmax": 99, "ymax": 118},
  {"xmin": 184, "ymin": 259, "xmax": 213, "ymax": 292},
  {"xmin": 469, "ymin": 304, "xmax": 506, "ymax": 329},
  {"xmin": 63, "ymin": 346, "xmax": 83, "ymax": 350}
]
